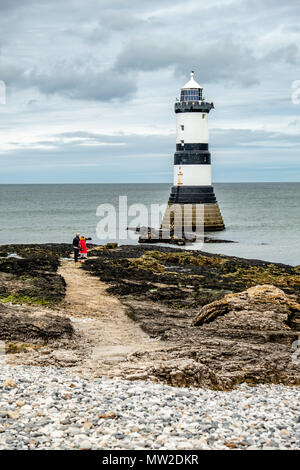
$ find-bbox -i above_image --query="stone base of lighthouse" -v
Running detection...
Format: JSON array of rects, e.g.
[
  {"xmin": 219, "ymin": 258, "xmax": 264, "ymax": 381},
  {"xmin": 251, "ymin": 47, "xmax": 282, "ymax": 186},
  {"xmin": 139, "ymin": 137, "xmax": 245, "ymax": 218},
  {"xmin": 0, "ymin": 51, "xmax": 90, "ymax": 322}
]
[
  {"xmin": 161, "ymin": 185, "xmax": 225, "ymax": 234},
  {"xmin": 161, "ymin": 203, "xmax": 225, "ymax": 233}
]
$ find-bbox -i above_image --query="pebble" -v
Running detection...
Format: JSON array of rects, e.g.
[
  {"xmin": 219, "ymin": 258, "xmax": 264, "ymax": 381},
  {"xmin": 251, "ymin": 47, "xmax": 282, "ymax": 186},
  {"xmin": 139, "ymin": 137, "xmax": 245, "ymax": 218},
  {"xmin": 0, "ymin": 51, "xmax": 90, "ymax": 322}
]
[
  {"xmin": 2, "ymin": 379, "xmax": 17, "ymax": 389},
  {"xmin": 8, "ymin": 411, "xmax": 19, "ymax": 420},
  {"xmin": 0, "ymin": 365, "xmax": 299, "ymax": 450}
]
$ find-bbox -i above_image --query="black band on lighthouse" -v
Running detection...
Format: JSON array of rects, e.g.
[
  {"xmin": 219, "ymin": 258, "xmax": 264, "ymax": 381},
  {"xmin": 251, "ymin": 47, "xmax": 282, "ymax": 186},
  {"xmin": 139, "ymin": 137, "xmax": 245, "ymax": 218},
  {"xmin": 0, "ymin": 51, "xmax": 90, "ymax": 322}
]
[
  {"xmin": 174, "ymin": 152, "xmax": 211, "ymax": 165},
  {"xmin": 176, "ymin": 143, "xmax": 209, "ymax": 151},
  {"xmin": 175, "ymin": 101, "xmax": 214, "ymax": 114},
  {"xmin": 168, "ymin": 186, "xmax": 217, "ymax": 204}
]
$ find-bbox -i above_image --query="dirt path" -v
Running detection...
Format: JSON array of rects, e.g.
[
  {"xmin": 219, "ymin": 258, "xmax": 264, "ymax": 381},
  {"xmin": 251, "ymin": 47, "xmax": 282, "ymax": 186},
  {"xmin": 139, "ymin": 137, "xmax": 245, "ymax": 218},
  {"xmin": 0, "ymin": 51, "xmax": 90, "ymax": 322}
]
[{"xmin": 58, "ymin": 260, "xmax": 163, "ymax": 378}]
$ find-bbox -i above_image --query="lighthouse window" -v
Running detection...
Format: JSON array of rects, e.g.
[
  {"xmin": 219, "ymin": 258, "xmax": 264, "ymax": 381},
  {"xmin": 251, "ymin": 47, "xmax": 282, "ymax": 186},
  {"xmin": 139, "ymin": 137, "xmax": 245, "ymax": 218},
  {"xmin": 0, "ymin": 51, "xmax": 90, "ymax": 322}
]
[
  {"xmin": 202, "ymin": 114, "xmax": 205, "ymax": 119},
  {"xmin": 181, "ymin": 125, "xmax": 184, "ymax": 131},
  {"xmin": 180, "ymin": 89, "xmax": 201, "ymax": 102}
]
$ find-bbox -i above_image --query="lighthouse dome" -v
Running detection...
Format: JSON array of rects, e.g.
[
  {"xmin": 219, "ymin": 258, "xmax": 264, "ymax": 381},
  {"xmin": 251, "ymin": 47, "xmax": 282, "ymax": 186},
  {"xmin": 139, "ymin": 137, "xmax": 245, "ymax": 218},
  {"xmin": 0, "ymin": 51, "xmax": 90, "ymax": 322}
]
[
  {"xmin": 180, "ymin": 71, "xmax": 203, "ymax": 101},
  {"xmin": 182, "ymin": 71, "xmax": 202, "ymax": 89}
]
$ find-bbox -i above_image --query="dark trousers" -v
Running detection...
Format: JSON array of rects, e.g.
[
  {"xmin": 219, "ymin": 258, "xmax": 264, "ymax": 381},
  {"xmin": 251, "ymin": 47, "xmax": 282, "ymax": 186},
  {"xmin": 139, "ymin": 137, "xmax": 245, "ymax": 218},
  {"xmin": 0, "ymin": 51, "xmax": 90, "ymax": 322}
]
[{"xmin": 74, "ymin": 248, "xmax": 79, "ymax": 262}]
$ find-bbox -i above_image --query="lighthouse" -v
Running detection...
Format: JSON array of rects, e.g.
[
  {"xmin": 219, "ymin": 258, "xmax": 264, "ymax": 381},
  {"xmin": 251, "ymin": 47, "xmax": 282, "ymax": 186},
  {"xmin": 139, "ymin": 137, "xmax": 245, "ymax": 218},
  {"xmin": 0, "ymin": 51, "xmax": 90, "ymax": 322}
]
[{"xmin": 161, "ymin": 71, "xmax": 225, "ymax": 235}]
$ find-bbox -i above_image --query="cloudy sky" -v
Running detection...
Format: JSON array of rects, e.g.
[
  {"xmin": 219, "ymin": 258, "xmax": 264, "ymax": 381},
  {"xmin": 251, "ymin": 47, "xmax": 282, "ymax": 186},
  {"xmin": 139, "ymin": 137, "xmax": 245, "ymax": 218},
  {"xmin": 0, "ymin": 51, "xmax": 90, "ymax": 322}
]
[{"xmin": 0, "ymin": 0, "xmax": 299, "ymax": 183}]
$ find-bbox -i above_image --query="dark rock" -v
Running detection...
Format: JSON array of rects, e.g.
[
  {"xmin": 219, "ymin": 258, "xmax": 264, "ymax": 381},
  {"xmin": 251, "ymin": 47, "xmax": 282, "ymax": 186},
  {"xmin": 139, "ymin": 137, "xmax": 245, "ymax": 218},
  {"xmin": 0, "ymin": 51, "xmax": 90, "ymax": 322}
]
[
  {"xmin": 0, "ymin": 244, "xmax": 69, "ymax": 304},
  {"xmin": 0, "ymin": 302, "xmax": 74, "ymax": 342},
  {"xmin": 135, "ymin": 226, "xmax": 236, "ymax": 245}
]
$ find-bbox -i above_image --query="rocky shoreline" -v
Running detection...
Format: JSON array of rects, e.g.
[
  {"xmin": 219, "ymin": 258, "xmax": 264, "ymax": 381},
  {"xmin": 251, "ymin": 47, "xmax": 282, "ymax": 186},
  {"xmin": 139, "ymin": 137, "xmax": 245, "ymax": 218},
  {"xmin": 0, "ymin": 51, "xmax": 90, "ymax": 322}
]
[
  {"xmin": 0, "ymin": 242, "xmax": 299, "ymax": 450},
  {"xmin": 0, "ymin": 243, "xmax": 299, "ymax": 389}
]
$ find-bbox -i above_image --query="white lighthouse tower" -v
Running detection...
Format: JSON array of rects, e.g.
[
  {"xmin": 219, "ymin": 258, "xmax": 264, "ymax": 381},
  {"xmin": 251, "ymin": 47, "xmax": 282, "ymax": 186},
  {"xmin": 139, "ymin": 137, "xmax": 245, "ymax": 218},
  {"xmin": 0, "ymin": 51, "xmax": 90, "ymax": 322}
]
[{"xmin": 162, "ymin": 71, "xmax": 225, "ymax": 234}]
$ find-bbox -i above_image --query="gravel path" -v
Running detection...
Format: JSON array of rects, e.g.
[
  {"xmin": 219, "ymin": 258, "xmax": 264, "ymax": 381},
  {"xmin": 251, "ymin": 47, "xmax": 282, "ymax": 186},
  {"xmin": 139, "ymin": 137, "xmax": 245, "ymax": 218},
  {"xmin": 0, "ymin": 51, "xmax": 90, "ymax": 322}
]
[
  {"xmin": 57, "ymin": 260, "xmax": 162, "ymax": 376},
  {"xmin": 0, "ymin": 365, "xmax": 299, "ymax": 450}
]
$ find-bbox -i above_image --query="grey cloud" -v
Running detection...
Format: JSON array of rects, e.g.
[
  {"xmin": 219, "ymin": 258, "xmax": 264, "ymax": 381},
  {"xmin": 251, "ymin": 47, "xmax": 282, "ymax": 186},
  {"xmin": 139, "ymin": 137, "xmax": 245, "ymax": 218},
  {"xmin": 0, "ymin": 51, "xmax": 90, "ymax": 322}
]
[
  {"xmin": 0, "ymin": 0, "xmax": 299, "ymax": 102},
  {"xmin": 116, "ymin": 37, "xmax": 259, "ymax": 87},
  {"xmin": 264, "ymin": 44, "xmax": 300, "ymax": 65},
  {"xmin": 0, "ymin": 58, "xmax": 24, "ymax": 86},
  {"xmin": 83, "ymin": 15, "xmax": 162, "ymax": 44},
  {"xmin": 0, "ymin": 0, "xmax": 29, "ymax": 10},
  {"xmin": 211, "ymin": 128, "xmax": 300, "ymax": 150},
  {"xmin": 13, "ymin": 58, "xmax": 136, "ymax": 101}
]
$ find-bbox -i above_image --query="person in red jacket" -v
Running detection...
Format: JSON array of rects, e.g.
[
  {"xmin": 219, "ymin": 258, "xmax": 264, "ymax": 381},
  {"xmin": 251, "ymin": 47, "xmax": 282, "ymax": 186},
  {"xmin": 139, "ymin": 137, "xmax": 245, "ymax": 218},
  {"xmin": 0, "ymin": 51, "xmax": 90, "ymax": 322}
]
[{"xmin": 79, "ymin": 236, "xmax": 87, "ymax": 262}]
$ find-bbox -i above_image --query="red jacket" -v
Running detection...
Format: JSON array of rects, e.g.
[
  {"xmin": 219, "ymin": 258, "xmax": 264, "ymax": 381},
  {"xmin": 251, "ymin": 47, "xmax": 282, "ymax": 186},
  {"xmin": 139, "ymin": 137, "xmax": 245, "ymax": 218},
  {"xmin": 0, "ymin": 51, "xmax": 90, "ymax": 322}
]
[{"xmin": 79, "ymin": 239, "xmax": 87, "ymax": 254}]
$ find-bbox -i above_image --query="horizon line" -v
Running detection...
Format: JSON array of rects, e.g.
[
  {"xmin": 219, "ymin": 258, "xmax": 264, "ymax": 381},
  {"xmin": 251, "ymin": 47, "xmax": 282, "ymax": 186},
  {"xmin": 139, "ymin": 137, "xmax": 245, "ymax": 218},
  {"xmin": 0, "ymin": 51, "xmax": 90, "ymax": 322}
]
[{"xmin": 0, "ymin": 181, "xmax": 300, "ymax": 185}]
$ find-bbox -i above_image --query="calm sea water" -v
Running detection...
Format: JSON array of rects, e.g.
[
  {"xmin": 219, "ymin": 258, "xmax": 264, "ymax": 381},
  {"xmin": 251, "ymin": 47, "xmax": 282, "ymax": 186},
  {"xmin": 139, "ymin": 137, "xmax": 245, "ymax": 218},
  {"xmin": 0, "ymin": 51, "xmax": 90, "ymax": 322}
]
[{"xmin": 0, "ymin": 183, "xmax": 299, "ymax": 266}]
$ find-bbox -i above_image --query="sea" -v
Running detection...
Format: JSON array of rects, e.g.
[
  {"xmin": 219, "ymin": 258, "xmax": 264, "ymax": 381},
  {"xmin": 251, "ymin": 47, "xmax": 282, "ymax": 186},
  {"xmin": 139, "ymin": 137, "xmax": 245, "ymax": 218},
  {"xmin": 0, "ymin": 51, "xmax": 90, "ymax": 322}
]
[{"xmin": 0, "ymin": 183, "xmax": 299, "ymax": 266}]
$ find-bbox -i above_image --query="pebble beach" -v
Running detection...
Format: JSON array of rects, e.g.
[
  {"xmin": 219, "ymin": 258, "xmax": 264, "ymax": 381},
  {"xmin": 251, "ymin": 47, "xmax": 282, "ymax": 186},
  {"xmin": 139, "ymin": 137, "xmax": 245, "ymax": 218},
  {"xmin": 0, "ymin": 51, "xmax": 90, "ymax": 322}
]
[{"xmin": 0, "ymin": 366, "xmax": 299, "ymax": 450}]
